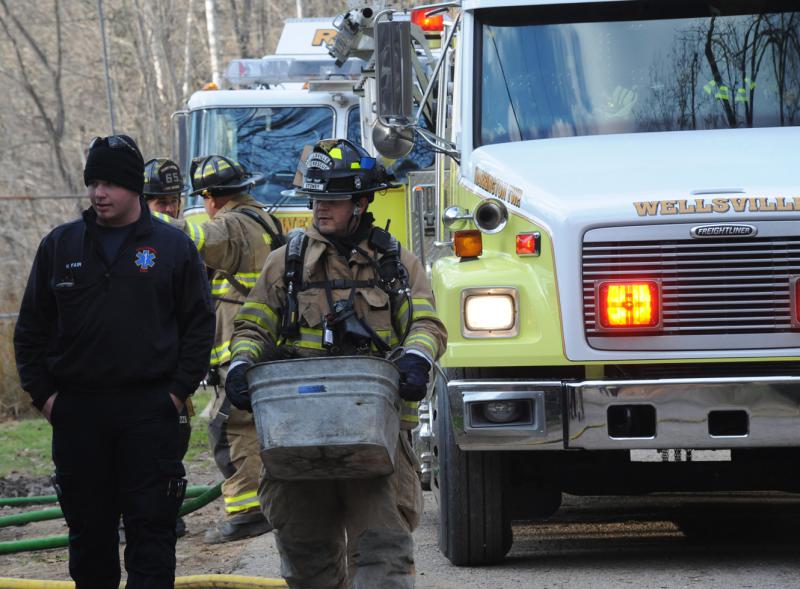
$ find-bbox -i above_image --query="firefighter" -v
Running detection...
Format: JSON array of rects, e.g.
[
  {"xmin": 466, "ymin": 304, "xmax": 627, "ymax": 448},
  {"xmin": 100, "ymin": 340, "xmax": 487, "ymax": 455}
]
[
  {"xmin": 143, "ymin": 158, "xmax": 183, "ymax": 218},
  {"xmin": 138, "ymin": 156, "xmax": 192, "ymax": 539},
  {"xmin": 152, "ymin": 155, "xmax": 282, "ymax": 543},
  {"xmin": 225, "ymin": 139, "xmax": 447, "ymax": 588},
  {"xmin": 14, "ymin": 134, "xmax": 215, "ymax": 588}
]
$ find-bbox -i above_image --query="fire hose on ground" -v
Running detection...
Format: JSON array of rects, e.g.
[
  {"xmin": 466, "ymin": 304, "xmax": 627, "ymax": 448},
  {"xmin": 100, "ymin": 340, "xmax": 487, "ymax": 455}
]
[
  {"xmin": 0, "ymin": 575, "xmax": 288, "ymax": 588},
  {"xmin": 0, "ymin": 482, "xmax": 289, "ymax": 586},
  {"xmin": 0, "ymin": 483, "xmax": 222, "ymax": 555},
  {"xmin": 0, "ymin": 484, "xmax": 215, "ymax": 508}
]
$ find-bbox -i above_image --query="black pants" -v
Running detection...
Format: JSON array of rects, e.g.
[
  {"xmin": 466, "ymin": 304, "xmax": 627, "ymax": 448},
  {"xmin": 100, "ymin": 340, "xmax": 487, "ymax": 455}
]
[{"xmin": 51, "ymin": 390, "xmax": 187, "ymax": 589}]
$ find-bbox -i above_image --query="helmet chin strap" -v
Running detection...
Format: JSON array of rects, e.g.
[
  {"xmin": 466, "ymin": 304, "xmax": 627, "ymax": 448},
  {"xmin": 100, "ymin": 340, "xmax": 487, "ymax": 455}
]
[{"xmin": 347, "ymin": 203, "xmax": 362, "ymax": 236}]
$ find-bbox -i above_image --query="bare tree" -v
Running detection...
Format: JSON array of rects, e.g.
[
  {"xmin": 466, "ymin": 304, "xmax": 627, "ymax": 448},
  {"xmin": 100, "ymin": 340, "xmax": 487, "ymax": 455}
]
[
  {"xmin": 150, "ymin": 0, "xmax": 182, "ymax": 108},
  {"xmin": 129, "ymin": 0, "xmax": 166, "ymax": 152},
  {"xmin": 0, "ymin": 0, "xmax": 76, "ymax": 191},
  {"xmin": 182, "ymin": 0, "xmax": 196, "ymax": 98},
  {"xmin": 204, "ymin": 0, "xmax": 222, "ymax": 86},
  {"xmin": 228, "ymin": 0, "xmax": 252, "ymax": 57}
]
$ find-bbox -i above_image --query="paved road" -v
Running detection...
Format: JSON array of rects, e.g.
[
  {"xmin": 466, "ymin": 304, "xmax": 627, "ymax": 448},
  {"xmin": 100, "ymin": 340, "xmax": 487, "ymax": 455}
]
[{"xmin": 233, "ymin": 491, "xmax": 800, "ymax": 588}]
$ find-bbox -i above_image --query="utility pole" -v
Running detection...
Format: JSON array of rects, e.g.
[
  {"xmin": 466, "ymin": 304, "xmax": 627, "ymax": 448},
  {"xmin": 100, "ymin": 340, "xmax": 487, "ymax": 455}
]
[
  {"xmin": 96, "ymin": 0, "xmax": 116, "ymax": 133},
  {"xmin": 182, "ymin": 0, "xmax": 195, "ymax": 98},
  {"xmin": 204, "ymin": 0, "xmax": 222, "ymax": 87},
  {"xmin": 296, "ymin": 0, "xmax": 303, "ymax": 18}
]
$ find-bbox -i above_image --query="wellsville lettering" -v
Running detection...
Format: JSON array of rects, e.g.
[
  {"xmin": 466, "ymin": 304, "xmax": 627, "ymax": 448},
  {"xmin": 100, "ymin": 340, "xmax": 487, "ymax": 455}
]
[{"xmin": 634, "ymin": 197, "xmax": 800, "ymax": 217}]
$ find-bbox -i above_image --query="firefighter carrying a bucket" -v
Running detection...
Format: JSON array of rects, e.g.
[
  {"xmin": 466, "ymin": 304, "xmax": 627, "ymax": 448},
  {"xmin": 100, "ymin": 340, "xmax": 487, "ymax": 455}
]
[{"xmin": 226, "ymin": 139, "xmax": 447, "ymax": 588}]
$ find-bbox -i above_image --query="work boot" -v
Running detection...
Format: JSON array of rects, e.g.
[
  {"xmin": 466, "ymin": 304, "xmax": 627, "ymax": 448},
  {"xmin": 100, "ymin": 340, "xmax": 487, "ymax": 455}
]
[
  {"xmin": 203, "ymin": 511, "xmax": 272, "ymax": 544},
  {"xmin": 175, "ymin": 516, "xmax": 188, "ymax": 538}
]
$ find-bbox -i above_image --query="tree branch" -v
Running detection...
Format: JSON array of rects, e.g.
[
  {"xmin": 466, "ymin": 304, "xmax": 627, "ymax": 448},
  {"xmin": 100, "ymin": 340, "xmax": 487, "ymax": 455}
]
[{"xmin": 0, "ymin": 0, "xmax": 52, "ymax": 74}]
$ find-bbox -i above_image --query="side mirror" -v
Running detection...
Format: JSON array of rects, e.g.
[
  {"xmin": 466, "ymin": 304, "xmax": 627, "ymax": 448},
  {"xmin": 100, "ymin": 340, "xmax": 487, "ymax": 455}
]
[
  {"xmin": 442, "ymin": 206, "xmax": 473, "ymax": 231},
  {"xmin": 371, "ymin": 118, "xmax": 414, "ymax": 160},
  {"xmin": 374, "ymin": 19, "xmax": 413, "ymax": 126},
  {"xmin": 171, "ymin": 110, "xmax": 189, "ymax": 188}
]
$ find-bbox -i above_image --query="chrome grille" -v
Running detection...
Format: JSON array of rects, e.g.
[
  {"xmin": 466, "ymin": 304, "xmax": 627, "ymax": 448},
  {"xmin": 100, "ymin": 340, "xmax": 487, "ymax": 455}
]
[{"xmin": 582, "ymin": 236, "xmax": 800, "ymax": 336}]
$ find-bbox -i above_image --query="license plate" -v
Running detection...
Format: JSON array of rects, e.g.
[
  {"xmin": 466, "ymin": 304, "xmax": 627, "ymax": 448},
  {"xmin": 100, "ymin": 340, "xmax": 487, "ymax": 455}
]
[{"xmin": 630, "ymin": 449, "xmax": 731, "ymax": 462}]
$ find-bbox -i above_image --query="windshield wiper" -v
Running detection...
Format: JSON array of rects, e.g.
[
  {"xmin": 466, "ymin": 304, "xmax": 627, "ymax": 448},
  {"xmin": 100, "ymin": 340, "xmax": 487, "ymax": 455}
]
[{"xmin": 488, "ymin": 28, "xmax": 523, "ymax": 140}]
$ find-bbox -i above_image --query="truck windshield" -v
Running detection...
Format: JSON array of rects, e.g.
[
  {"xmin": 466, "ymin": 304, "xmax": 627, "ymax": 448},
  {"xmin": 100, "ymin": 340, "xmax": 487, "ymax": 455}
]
[
  {"xmin": 189, "ymin": 106, "xmax": 334, "ymax": 206},
  {"xmin": 477, "ymin": 1, "xmax": 800, "ymax": 146}
]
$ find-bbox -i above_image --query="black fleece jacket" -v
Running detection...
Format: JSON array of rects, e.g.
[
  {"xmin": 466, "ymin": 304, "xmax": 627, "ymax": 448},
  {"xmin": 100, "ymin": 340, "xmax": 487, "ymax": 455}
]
[{"xmin": 14, "ymin": 200, "xmax": 215, "ymax": 409}]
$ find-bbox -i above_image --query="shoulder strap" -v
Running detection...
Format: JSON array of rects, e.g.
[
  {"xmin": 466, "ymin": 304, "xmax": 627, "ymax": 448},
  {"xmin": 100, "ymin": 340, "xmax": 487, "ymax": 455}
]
[
  {"xmin": 300, "ymin": 279, "xmax": 376, "ymax": 291},
  {"xmin": 216, "ymin": 271, "xmax": 251, "ymax": 298},
  {"xmin": 279, "ymin": 232, "xmax": 309, "ymax": 338},
  {"xmin": 234, "ymin": 207, "xmax": 286, "ymax": 249}
]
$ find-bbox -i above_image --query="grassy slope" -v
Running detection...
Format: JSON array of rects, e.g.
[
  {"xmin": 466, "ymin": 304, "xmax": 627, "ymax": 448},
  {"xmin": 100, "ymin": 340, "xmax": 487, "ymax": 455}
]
[{"xmin": 0, "ymin": 388, "xmax": 214, "ymax": 478}]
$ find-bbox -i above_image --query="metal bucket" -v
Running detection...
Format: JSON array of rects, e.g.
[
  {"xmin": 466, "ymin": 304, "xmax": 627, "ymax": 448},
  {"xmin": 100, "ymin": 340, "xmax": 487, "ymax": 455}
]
[{"xmin": 248, "ymin": 356, "xmax": 401, "ymax": 481}]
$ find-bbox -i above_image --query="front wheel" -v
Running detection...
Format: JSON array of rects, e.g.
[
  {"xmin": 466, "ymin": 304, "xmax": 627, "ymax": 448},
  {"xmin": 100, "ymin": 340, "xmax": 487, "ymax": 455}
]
[{"xmin": 433, "ymin": 368, "xmax": 512, "ymax": 566}]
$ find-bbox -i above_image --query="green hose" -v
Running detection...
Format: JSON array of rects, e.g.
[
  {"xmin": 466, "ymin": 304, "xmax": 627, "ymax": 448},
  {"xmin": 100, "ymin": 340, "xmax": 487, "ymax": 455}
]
[
  {"xmin": 0, "ymin": 485, "xmax": 217, "ymax": 528},
  {"xmin": 0, "ymin": 496, "xmax": 60, "ymax": 507},
  {"xmin": 179, "ymin": 482, "xmax": 222, "ymax": 517},
  {"xmin": 0, "ymin": 485, "xmax": 213, "ymax": 508},
  {"xmin": 0, "ymin": 483, "xmax": 222, "ymax": 555},
  {"xmin": 0, "ymin": 535, "xmax": 68, "ymax": 554},
  {"xmin": 0, "ymin": 508, "xmax": 63, "ymax": 528}
]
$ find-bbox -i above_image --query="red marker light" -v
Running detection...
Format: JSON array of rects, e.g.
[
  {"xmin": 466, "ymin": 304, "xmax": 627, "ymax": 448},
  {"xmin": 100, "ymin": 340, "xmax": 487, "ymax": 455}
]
[
  {"xmin": 516, "ymin": 232, "xmax": 540, "ymax": 256},
  {"xmin": 794, "ymin": 278, "xmax": 800, "ymax": 325},
  {"xmin": 411, "ymin": 9, "xmax": 444, "ymax": 32},
  {"xmin": 598, "ymin": 281, "xmax": 660, "ymax": 328}
]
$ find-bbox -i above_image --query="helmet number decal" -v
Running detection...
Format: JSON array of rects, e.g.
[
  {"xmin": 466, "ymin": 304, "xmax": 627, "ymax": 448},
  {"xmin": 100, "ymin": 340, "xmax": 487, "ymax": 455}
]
[{"xmin": 163, "ymin": 172, "xmax": 180, "ymax": 185}]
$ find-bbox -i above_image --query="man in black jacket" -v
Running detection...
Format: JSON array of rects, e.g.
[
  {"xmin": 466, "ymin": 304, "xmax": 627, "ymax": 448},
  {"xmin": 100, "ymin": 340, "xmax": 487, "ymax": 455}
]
[{"xmin": 13, "ymin": 134, "xmax": 215, "ymax": 589}]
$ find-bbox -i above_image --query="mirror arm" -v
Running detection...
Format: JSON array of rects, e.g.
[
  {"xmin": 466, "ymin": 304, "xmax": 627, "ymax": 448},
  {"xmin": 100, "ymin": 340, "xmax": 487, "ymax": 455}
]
[
  {"xmin": 416, "ymin": 127, "xmax": 460, "ymax": 164},
  {"xmin": 415, "ymin": 10, "xmax": 461, "ymax": 128}
]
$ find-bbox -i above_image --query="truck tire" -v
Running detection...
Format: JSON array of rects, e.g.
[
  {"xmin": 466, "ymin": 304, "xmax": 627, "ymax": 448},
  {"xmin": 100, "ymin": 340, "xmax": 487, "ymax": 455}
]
[{"xmin": 434, "ymin": 368, "xmax": 512, "ymax": 566}]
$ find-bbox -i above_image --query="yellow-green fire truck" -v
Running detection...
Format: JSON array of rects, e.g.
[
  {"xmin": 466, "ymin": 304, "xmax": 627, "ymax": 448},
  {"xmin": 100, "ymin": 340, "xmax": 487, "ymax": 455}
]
[{"xmin": 333, "ymin": 0, "xmax": 800, "ymax": 566}]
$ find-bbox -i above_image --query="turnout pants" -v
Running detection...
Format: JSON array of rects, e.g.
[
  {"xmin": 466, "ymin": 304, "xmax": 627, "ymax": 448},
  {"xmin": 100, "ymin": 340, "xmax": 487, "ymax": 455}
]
[
  {"xmin": 261, "ymin": 433, "xmax": 423, "ymax": 589},
  {"xmin": 207, "ymin": 369, "xmax": 262, "ymax": 517},
  {"xmin": 51, "ymin": 389, "xmax": 186, "ymax": 589}
]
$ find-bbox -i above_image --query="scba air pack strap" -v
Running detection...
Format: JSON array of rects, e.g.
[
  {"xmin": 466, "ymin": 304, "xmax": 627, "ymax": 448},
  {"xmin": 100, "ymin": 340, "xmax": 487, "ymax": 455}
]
[
  {"xmin": 234, "ymin": 207, "xmax": 287, "ymax": 249},
  {"xmin": 213, "ymin": 208, "xmax": 288, "ymax": 302},
  {"xmin": 278, "ymin": 229, "xmax": 413, "ymax": 352}
]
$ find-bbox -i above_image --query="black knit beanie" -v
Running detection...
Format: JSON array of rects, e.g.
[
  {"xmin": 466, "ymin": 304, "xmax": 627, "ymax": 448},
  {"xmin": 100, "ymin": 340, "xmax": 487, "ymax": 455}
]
[{"xmin": 83, "ymin": 135, "xmax": 145, "ymax": 195}]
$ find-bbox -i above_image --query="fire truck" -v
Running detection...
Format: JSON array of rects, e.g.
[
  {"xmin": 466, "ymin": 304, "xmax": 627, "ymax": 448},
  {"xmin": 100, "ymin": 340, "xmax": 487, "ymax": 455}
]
[
  {"xmin": 172, "ymin": 18, "xmax": 432, "ymax": 236},
  {"xmin": 332, "ymin": 0, "xmax": 800, "ymax": 566}
]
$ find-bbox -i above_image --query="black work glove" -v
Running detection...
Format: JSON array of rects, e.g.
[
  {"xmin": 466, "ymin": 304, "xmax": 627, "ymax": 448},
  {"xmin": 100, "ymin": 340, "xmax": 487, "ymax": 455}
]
[
  {"xmin": 395, "ymin": 353, "xmax": 431, "ymax": 402},
  {"xmin": 225, "ymin": 362, "xmax": 252, "ymax": 412}
]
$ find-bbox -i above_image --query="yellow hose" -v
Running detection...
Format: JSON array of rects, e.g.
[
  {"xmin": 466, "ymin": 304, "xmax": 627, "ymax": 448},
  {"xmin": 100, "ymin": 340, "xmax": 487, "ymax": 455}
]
[
  {"xmin": 175, "ymin": 576, "xmax": 287, "ymax": 588},
  {"xmin": 0, "ymin": 575, "xmax": 287, "ymax": 589}
]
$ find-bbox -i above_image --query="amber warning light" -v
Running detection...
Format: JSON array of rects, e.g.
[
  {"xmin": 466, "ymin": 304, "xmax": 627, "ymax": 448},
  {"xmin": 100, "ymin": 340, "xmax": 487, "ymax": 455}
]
[{"xmin": 598, "ymin": 281, "xmax": 660, "ymax": 328}]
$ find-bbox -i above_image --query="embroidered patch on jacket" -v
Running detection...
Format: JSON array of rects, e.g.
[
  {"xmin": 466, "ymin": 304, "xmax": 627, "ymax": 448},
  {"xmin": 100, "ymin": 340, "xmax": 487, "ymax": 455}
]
[{"xmin": 134, "ymin": 247, "xmax": 157, "ymax": 272}]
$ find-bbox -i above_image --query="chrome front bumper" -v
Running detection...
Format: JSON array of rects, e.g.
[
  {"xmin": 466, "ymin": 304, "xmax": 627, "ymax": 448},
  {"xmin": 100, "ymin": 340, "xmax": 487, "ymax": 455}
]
[{"xmin": 447, "ymin": 376, "xmax": 800, "ymax": 451}]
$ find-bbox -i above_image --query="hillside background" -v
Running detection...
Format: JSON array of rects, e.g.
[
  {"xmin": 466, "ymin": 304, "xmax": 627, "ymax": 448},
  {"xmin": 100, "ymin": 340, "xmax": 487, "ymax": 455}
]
[{"xmin": 0, "ymin": 0, "xmax": 360, "ymax": 416}]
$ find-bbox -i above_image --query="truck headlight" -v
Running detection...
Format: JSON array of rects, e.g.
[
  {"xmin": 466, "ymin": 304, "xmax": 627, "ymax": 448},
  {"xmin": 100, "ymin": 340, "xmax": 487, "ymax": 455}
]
[{"xmin": 461, "ymin": 288, "xmax": 519, "ymax": 337}]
